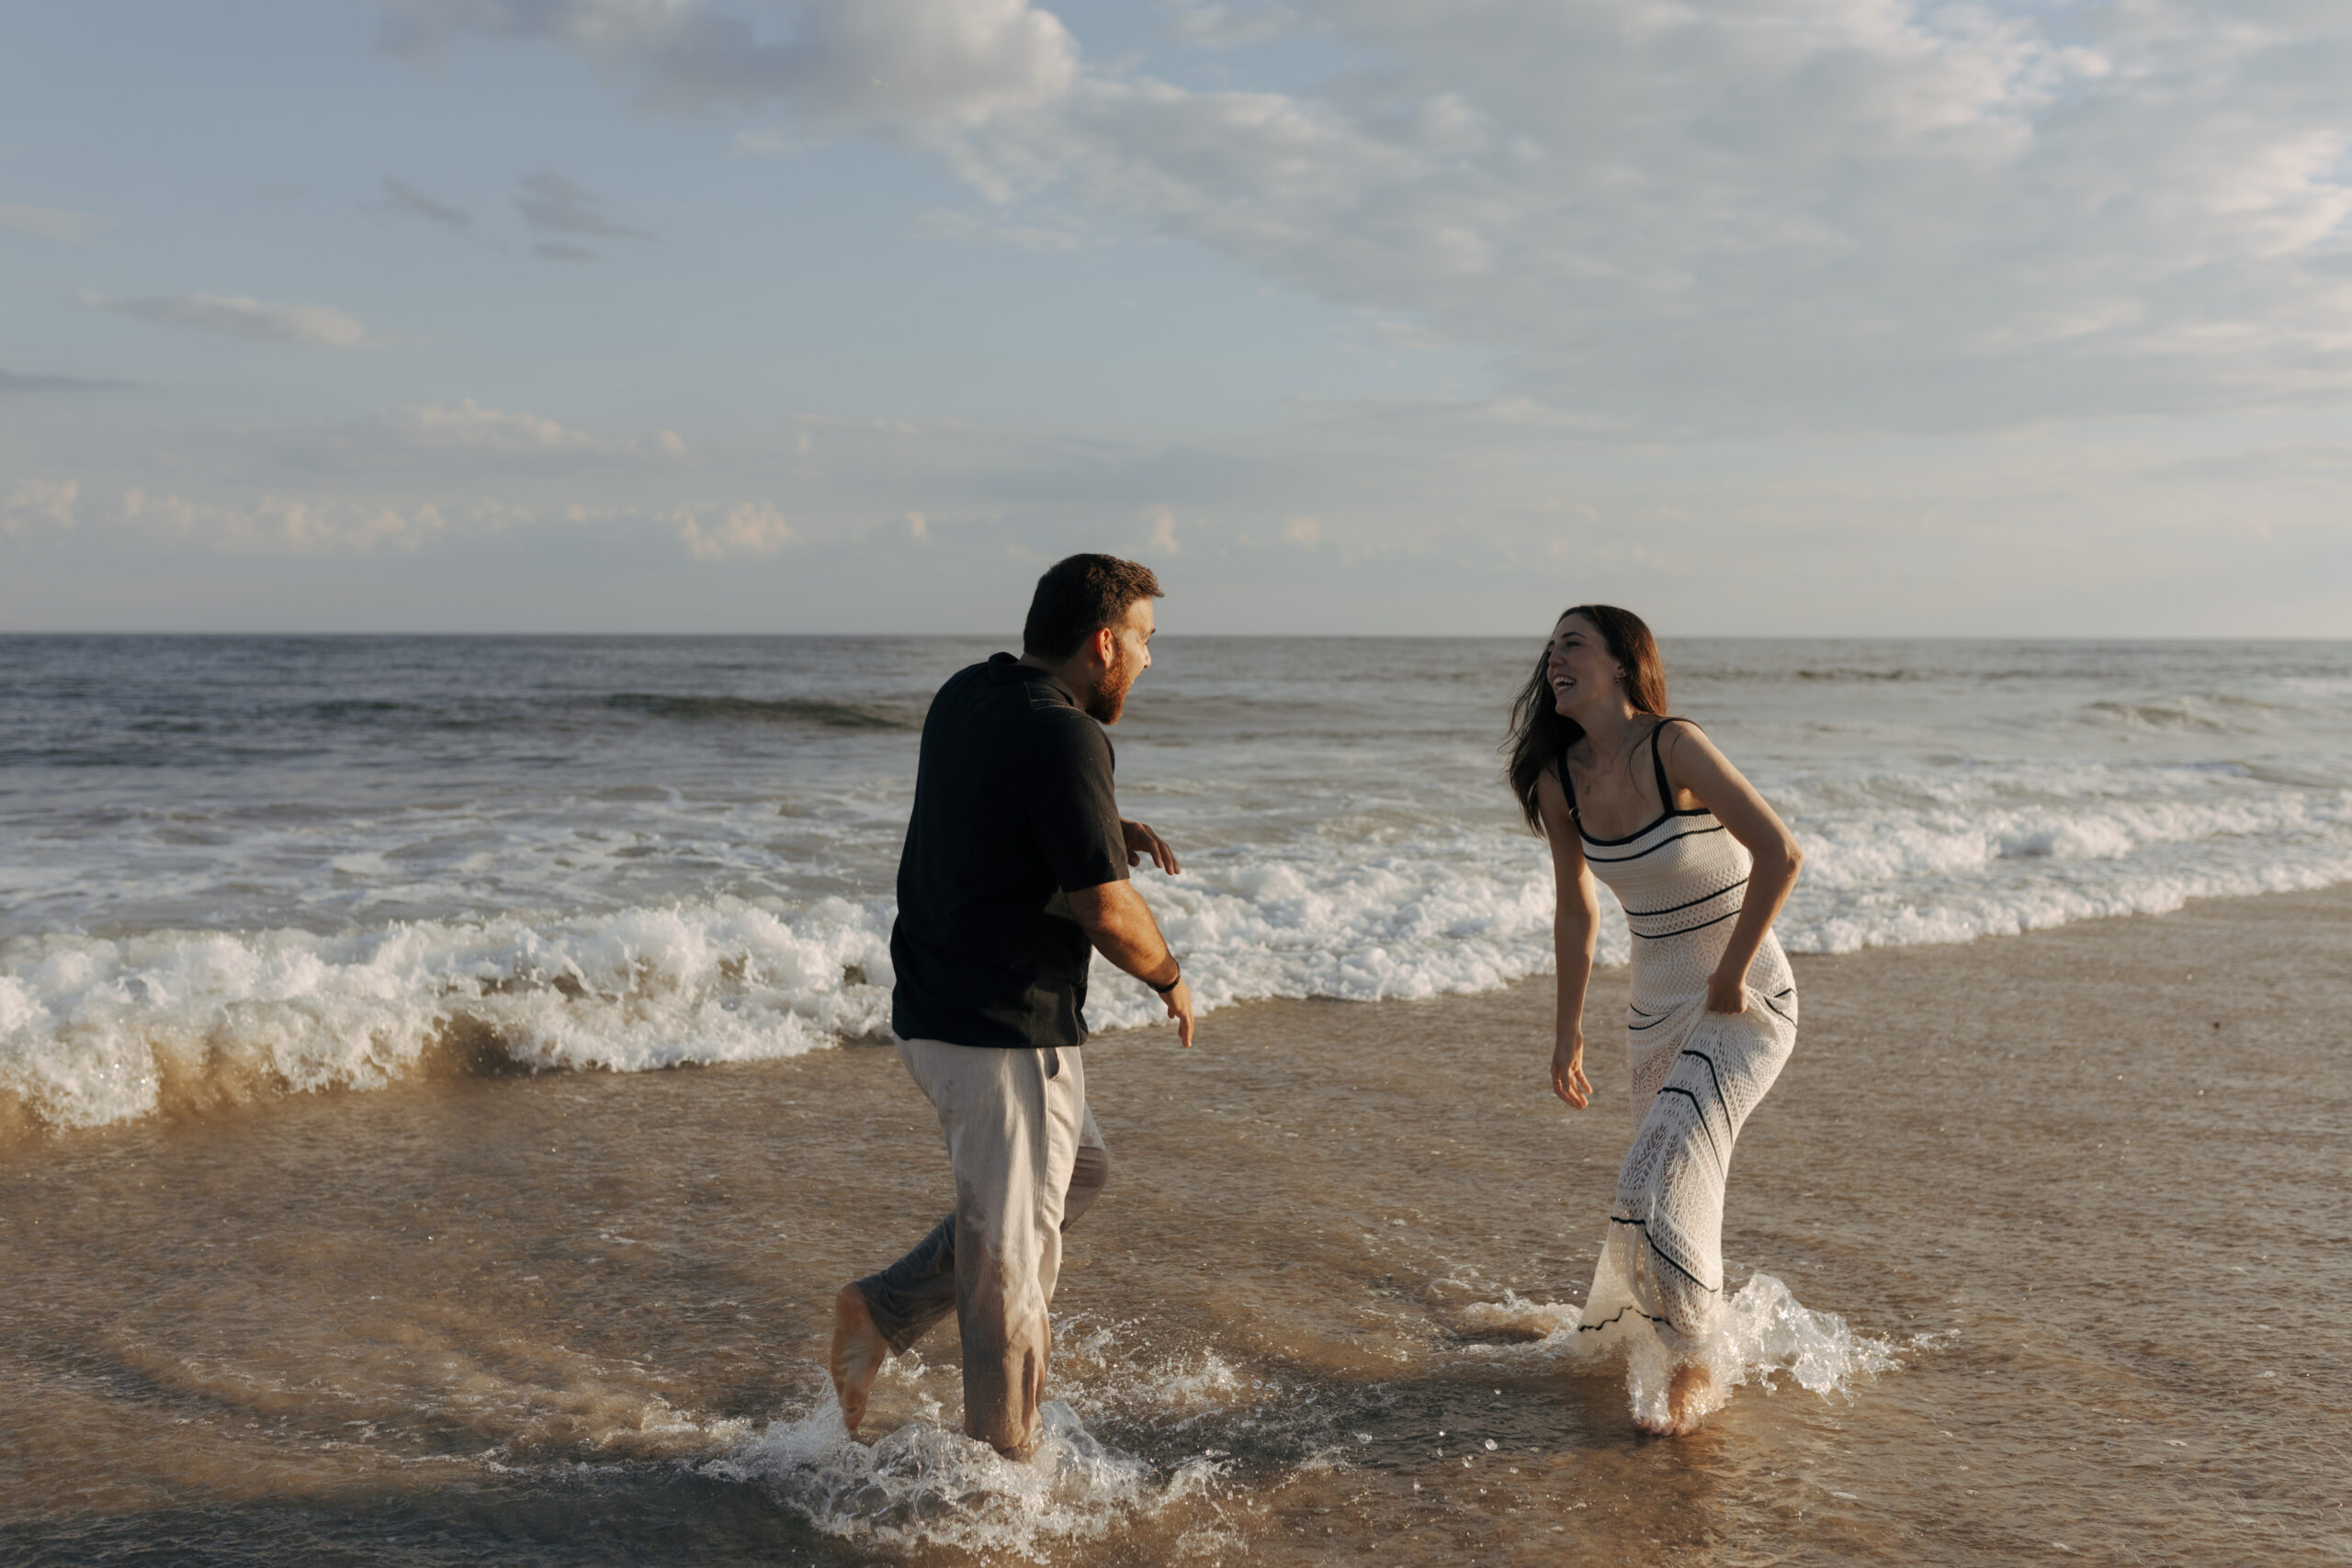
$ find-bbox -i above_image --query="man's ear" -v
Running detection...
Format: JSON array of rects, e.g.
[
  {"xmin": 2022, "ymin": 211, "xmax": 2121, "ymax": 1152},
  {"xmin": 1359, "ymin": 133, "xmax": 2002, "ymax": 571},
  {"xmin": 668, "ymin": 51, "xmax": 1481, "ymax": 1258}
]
[{"xmin": 1091, "ymin": 624, "xmax": 1118, "ymax": 667}]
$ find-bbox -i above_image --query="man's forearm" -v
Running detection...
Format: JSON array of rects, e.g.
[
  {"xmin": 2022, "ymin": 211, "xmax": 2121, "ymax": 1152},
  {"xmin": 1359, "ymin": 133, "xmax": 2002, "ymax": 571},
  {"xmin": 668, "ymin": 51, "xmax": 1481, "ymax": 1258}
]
[{"xmin": 1066, "ymin": 881, "xmax": 1179, "ymax": 986}]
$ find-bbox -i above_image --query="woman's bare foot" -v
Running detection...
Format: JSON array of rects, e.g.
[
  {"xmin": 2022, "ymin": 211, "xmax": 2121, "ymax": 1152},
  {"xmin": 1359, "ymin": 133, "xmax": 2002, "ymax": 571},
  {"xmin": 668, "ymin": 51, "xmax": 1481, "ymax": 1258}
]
[
  {"xmin": 828, "ymin": 1283, "xmax": 888, "ymax": 1436},
  {"xmin": 1634, "ymin": 1362, "xmax": 1718, "ymax": 1436}
]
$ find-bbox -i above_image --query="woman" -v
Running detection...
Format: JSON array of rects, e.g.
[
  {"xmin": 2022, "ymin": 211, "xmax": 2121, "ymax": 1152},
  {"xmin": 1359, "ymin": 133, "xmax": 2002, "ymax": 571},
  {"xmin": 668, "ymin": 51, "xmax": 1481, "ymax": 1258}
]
[{"xmin": 1506, "ymin": 605, "xmax": 1804, "ymax": 1436}]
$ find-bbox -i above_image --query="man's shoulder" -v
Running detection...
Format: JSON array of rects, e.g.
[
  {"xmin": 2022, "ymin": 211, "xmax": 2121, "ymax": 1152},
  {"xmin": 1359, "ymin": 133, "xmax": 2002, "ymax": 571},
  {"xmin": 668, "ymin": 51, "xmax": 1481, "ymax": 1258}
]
[
  {"xmin": 936, "ymin": 657, "xmax": 1090, "ymax": 727},
  {"xmin": 926, "ymin": 657, "xmax": 1014, "ymax": 721}
]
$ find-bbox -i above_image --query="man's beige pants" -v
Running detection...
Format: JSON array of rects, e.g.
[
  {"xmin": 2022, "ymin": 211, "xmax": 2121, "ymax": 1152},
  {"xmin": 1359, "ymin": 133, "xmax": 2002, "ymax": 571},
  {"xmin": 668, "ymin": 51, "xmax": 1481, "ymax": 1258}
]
[{"xmin": 857, "ymin": 1038, "xmax": 1109, "ymax": 1455}]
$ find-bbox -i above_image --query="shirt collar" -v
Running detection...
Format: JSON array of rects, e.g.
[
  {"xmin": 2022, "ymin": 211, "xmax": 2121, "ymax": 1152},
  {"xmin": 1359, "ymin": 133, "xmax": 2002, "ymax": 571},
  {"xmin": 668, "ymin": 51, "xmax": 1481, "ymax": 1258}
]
[{"xmin": 989, "ymin": 650, "xmax": 1080, "ymax": 708}]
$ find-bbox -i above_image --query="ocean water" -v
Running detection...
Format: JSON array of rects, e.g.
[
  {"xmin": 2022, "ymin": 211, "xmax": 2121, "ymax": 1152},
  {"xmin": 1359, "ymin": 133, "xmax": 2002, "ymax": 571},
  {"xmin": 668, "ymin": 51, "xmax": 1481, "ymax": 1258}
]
[
  {"xmin": 4, "ymin": 635, "xmax": 2350, "ymax": 1565},
  {"xmin": 4, "ymin": 635, "xmax": 2348, "ymax": 1134}
]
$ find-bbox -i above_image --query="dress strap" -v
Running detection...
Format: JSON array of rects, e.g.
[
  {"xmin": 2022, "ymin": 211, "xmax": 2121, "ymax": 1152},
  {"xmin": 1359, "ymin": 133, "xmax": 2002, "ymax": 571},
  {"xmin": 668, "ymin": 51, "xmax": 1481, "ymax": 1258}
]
[
  {"xmin": 1555, "ymin": 740, "xmax": 1581, "ymax": 820},
  {"xmin": 1649, "ymin": 716, "xmax": 1691, "ymax": 812}
]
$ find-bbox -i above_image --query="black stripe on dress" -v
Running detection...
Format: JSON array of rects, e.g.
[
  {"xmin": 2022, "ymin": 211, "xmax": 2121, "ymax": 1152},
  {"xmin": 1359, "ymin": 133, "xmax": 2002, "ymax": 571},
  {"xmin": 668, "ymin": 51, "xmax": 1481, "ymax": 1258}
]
[
  {"xmin": 1585, "ymin": 824, "xmax": 1726, "ymax": 863},
  {"xmin": 1625, "ymin": 876, "xmax": 1749, "ymax": 919},
  {"xmin": 1629, "ymin": 905, "xmax": 1744, "ymax": 940}
]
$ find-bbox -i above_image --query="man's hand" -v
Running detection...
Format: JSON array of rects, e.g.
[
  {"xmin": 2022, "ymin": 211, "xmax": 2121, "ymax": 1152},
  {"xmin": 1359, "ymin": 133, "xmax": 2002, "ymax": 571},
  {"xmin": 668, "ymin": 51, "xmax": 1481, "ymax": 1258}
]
[
  {"xmin": 1121, "ymin": 818, "xmax": 1180, "ymax": 874},
  {"xmin": 1067, "ymin": 879, "xmax": 1197, "ymax": 1047},
  {"xmin": 1162, "ymin": 976, "xmax": 1195, "ymax": 1048}
]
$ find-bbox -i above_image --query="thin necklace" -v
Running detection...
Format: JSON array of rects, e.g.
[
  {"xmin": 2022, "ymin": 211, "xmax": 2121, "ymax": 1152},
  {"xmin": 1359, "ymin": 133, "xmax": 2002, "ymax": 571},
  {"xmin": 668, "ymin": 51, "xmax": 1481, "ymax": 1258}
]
[{"xmin": 1579, "ymin": 714, "xmax": 1654, "ymax": 783}]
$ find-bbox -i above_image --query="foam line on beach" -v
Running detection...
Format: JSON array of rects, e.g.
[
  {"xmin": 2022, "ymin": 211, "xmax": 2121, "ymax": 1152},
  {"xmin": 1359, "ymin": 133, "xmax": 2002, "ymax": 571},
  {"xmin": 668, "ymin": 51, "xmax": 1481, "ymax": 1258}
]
[{"xmin": 6, "ymin": 766, "xmax": 2352, "ymax": 1136}]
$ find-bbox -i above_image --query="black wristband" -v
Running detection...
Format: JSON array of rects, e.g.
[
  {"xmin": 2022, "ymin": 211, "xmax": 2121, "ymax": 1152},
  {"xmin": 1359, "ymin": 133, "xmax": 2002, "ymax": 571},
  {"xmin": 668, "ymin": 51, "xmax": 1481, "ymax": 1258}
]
[{"xmin": 1147, "ymin": 964, "xmax": 1182, "ymax": 995}]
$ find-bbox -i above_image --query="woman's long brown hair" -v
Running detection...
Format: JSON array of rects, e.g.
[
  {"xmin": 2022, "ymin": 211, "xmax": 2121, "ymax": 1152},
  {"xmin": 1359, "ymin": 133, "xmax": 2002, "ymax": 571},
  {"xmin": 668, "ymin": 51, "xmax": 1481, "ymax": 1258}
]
[{"xmin": 1504, "ymin": 604, "xmax": 1670, "ymax": 830}]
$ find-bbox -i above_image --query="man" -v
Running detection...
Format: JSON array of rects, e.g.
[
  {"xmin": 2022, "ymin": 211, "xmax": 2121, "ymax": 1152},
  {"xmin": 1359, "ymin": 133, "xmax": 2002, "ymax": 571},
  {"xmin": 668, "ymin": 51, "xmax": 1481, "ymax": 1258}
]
[{"xmin": 828, "ymin": 553, "xmax": 1197, "ymax": 1460}]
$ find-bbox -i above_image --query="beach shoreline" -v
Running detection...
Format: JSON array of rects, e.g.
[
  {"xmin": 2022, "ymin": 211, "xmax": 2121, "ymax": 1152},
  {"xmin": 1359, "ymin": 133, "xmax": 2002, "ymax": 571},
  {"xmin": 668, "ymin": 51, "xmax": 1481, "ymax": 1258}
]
[{"xmin": 3, "ymin": 878, "xmax": 2348, "ymax": 1563}]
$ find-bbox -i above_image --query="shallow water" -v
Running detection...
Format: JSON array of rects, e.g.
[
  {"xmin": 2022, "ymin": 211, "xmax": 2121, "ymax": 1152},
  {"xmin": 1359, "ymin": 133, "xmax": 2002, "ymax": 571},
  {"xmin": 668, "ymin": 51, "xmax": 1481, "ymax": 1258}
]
[{"xmin": 5, "ymin": 887, "xmax": 2347, "ymax": 1563}]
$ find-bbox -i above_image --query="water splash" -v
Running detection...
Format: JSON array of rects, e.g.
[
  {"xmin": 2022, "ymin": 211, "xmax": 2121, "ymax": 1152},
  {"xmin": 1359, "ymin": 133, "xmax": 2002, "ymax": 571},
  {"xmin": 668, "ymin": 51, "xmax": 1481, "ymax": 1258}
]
[
  {"xmin": 1461, "ymin": 1272, "xmax": 1902, "ymax": 1421},
  {"xmin": 709, "ymin": 1399, "xmax": 1227, "ymax": 1559}
]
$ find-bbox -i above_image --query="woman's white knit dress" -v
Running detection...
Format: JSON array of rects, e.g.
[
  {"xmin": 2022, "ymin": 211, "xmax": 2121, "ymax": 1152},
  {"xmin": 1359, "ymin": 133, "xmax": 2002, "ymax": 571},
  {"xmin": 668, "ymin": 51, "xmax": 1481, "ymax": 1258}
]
[{"xmin": 1562, "ymin": 719, "xmax": 1798, "ymax": 1351}]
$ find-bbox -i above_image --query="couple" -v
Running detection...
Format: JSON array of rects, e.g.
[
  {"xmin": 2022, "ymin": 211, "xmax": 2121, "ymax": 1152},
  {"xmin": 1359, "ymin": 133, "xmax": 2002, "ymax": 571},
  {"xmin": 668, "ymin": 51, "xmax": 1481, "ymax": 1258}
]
[{"xmin": 828, "ymin": 558, "xmax": 1804, "ymax": 1453}]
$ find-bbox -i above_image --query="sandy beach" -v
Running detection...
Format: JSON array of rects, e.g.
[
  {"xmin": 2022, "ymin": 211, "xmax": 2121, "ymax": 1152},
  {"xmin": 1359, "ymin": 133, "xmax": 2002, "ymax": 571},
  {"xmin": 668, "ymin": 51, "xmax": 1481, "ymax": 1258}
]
[{"xmin": 3, "ymin": 880, "xmax": 2346, "ymax": 1562}]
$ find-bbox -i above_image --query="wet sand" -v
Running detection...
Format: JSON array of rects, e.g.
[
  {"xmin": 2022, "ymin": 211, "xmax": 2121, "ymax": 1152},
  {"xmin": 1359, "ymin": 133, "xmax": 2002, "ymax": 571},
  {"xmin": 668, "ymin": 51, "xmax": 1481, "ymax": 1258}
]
[{"xmin": 4, "ymin": 884, "xmax": 2349, "ymax": 1564}]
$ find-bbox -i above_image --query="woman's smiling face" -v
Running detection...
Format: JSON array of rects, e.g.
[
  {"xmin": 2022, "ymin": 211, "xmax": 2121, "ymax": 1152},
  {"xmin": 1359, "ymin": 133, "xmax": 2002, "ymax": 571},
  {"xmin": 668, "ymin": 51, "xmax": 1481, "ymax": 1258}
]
[{"xmin": 1545, "ymin": 612, "xmax": 1622, "ymax": 716}]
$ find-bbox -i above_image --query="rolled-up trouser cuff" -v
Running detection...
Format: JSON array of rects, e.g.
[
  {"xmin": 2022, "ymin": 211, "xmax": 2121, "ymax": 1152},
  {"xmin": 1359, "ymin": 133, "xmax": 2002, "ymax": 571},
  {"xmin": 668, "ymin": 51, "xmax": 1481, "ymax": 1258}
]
[{"xmin": 856, "ymin": 1214, "xmax": 958, "ymax": 1355}]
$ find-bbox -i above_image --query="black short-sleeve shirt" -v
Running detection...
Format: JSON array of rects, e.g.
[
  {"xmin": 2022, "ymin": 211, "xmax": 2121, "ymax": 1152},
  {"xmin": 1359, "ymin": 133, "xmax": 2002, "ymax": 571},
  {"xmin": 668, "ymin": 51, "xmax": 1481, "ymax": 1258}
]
[{"xmin": 889, "ymin": 654, "xmax": 1129, "ymax": 1049}]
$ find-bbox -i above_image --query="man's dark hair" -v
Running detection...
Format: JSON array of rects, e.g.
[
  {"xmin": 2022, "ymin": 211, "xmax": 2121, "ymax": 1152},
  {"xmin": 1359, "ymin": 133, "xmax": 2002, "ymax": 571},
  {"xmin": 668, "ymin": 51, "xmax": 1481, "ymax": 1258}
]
[{"xmin": 1022, "ymin": 554, "xmax": 1164, "ymax": 662}]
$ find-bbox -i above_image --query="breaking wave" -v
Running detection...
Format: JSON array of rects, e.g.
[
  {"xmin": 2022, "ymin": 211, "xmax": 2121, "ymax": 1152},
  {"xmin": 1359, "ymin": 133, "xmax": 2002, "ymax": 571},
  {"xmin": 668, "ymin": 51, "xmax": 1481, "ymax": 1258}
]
[{"xmin": 7, "ymin": 761, "xmax": 2352, "ymax": 1139}]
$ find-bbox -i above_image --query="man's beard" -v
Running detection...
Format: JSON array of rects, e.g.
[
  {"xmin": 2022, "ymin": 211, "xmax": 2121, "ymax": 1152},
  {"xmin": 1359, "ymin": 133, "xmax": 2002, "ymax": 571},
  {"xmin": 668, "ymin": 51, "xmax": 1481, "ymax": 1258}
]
[{"xmin": 1084, "ymin": 646, "xmax": 1135, "ymax": 724}]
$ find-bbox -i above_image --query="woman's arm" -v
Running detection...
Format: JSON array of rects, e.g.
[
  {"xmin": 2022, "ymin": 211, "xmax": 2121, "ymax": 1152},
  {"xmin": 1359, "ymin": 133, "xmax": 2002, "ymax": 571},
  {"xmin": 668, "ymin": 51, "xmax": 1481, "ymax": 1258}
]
[
  {"xmin": 1536, "ymin": 765, "xmax": 1599, "ymax": 1108},
  {"xmin": 1659, "ymin": 723, "xmax": 1804, "ymax": 1014}
]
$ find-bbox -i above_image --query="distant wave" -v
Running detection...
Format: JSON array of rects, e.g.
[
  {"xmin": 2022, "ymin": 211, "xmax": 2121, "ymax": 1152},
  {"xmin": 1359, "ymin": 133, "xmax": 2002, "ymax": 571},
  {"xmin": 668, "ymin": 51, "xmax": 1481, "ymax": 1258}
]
[
  {"xmin": 1789, "ymin": 668, "xmax": 1928, "ymax": 682},
  {"xmin": 2082, "ymin": 694, "xmax": 2290, "ymax": 733},
  {"xmin": 604, "ymin": 694, "xmax": 916, "ymax": 729}
]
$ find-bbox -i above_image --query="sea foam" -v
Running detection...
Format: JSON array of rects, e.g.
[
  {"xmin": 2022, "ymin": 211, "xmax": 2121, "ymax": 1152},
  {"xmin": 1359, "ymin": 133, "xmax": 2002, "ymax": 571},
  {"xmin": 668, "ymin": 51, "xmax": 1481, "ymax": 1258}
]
[
  {"xmin": 8, "ymin": 766, "xmax": 2352, "ymax": 1137},
  {"xmin": 0, "ymin": 898, "xmax": 894, "ymax": 1134},
  {"xmin": 1460, "ymin": 1272, "xmax": 1905, "ymax": 1423}
]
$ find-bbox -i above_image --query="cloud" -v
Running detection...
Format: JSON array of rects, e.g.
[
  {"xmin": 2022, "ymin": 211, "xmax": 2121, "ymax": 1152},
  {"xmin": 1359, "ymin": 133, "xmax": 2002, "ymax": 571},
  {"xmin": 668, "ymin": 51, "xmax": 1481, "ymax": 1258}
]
[
  {"xmin": 374, "ymin": 0, "xmax": 1078, "ymax": 137},
  {"xmin": 514, "ymin": 169, "xmax": 655, "ymax": 243},
  {"xmin": 0, "ymin": 203, "xmax": 106, "ymax": 243},
  {"xmin": 381, "ymin": 175, "xmax": 472, "ymax": 233},
  {"xmin": 263, "ymin": 399, "xmax": 690, "ymax": 474},
  {"xmin": 369, "ymin": 400, "xmax": 600, "ymax": 457},
  {"xmin": 1142, "ymin": 502, "xmax": 1180, "ymax": 552},
  {"xmin": 0, "ymin": 367, "xmax": 132, "ymax": 392},
  {"xmin": 2, "ymin": 479, "xmax": 78, "ymax": 535},
  {"xmin": 512, "ymin": 169, "xmax": 652, "ymax": 261},
  {"xmin": 81, "ymin": 485, "xmax": 795, "ymax": 563},
  {"xmin": 74, "ymin": 290, "xmax": 381, "ymax": 348},
  {"xmin": 381, "ymin": 0, "xmax": 2352, "ymax": 435},
  {"xmin": 911, "ymin": 206, "xmax": 1093, "ymax": 253},
  {"xmin": 666, "ymin": 500, "xmax": 793, "ymax": 559},
  {"xmin": 1161, "ymin": 2, "xmax": 1301, "ymax": 51},
  {"xmin": 114, "ymin": 490, "xmax": 458, "ymax": 554}
]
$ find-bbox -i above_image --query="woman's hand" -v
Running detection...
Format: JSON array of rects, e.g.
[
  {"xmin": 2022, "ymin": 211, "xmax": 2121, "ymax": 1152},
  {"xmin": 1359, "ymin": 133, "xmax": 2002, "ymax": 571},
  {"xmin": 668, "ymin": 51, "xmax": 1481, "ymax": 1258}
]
[
  {"xmin": 1552, "ymin": 1035, "xmax": 1592, "ymax": 1109},
  {"xmin": 1705, "ymin": 967, "xmax": 1748, "ymax": 1015}
]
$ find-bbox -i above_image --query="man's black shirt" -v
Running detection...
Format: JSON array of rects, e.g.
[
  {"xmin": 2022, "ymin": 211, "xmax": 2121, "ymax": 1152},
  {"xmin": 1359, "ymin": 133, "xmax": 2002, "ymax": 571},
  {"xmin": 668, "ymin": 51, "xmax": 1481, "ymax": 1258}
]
[{"xmin": 889, "ymin": 654, "xmax": 1129, "ymax": 1049}]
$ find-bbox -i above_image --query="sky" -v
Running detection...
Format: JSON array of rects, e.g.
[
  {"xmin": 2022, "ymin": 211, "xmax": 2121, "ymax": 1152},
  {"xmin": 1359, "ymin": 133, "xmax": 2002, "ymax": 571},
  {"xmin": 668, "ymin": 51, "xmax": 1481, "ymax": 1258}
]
[{"xmin": 4, "ymin": 0, "xmax": 2350, "ymax": 637}]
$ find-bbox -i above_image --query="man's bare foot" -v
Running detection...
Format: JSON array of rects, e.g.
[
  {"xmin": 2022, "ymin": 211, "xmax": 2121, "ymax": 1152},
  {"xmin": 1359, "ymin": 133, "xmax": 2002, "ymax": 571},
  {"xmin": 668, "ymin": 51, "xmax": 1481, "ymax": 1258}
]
[
  {"xmin": 1634, "ymin": 1362, "xmax": 1718, "ymax": 1436},
  {"xmin": 829, "ymin": 1283, "xmax": 888, "ymax": 1436}
]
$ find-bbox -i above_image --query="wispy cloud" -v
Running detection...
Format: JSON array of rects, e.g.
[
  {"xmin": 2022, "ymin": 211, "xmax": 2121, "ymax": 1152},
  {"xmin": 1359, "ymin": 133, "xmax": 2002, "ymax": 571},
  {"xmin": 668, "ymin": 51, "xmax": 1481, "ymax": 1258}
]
[
  {"xmin": 74, "ymin": 290, "xmax": 382, "ymax": 348},
  {"xmin": 375, "ymin": 0, "xmax": 1076, "ymax": 137},
  {"xmin": 0, "ymin": 367, "xmax": 133, "ymax": 392},
  {"xmin": 115, "ymin": 489, "xmax": 458, "ymax": 555},
  {"xmin": 381, "ymin": 175, "xmax": 471, "ymax": 234},
  {"xmin": 665, "ymin": 500, "xmax": 793, "ymax": 560},
  {"xmin": 912, "ymin": 207, "xmax": 1094, "ymax": 254},
  {"xmin": 262, "ymin": 399, "xmax": 690, "ymax": 474},
  {"xmin": 514, "ymin": 170, "xmax": 652, "ymax": 261},
  {"xmin": 0, "ymin": 202, "xmax": 107, "ymax": 243},
  {"xmin": 2, "ymin": 479, "xmax": 78, "ymax": 534}
]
